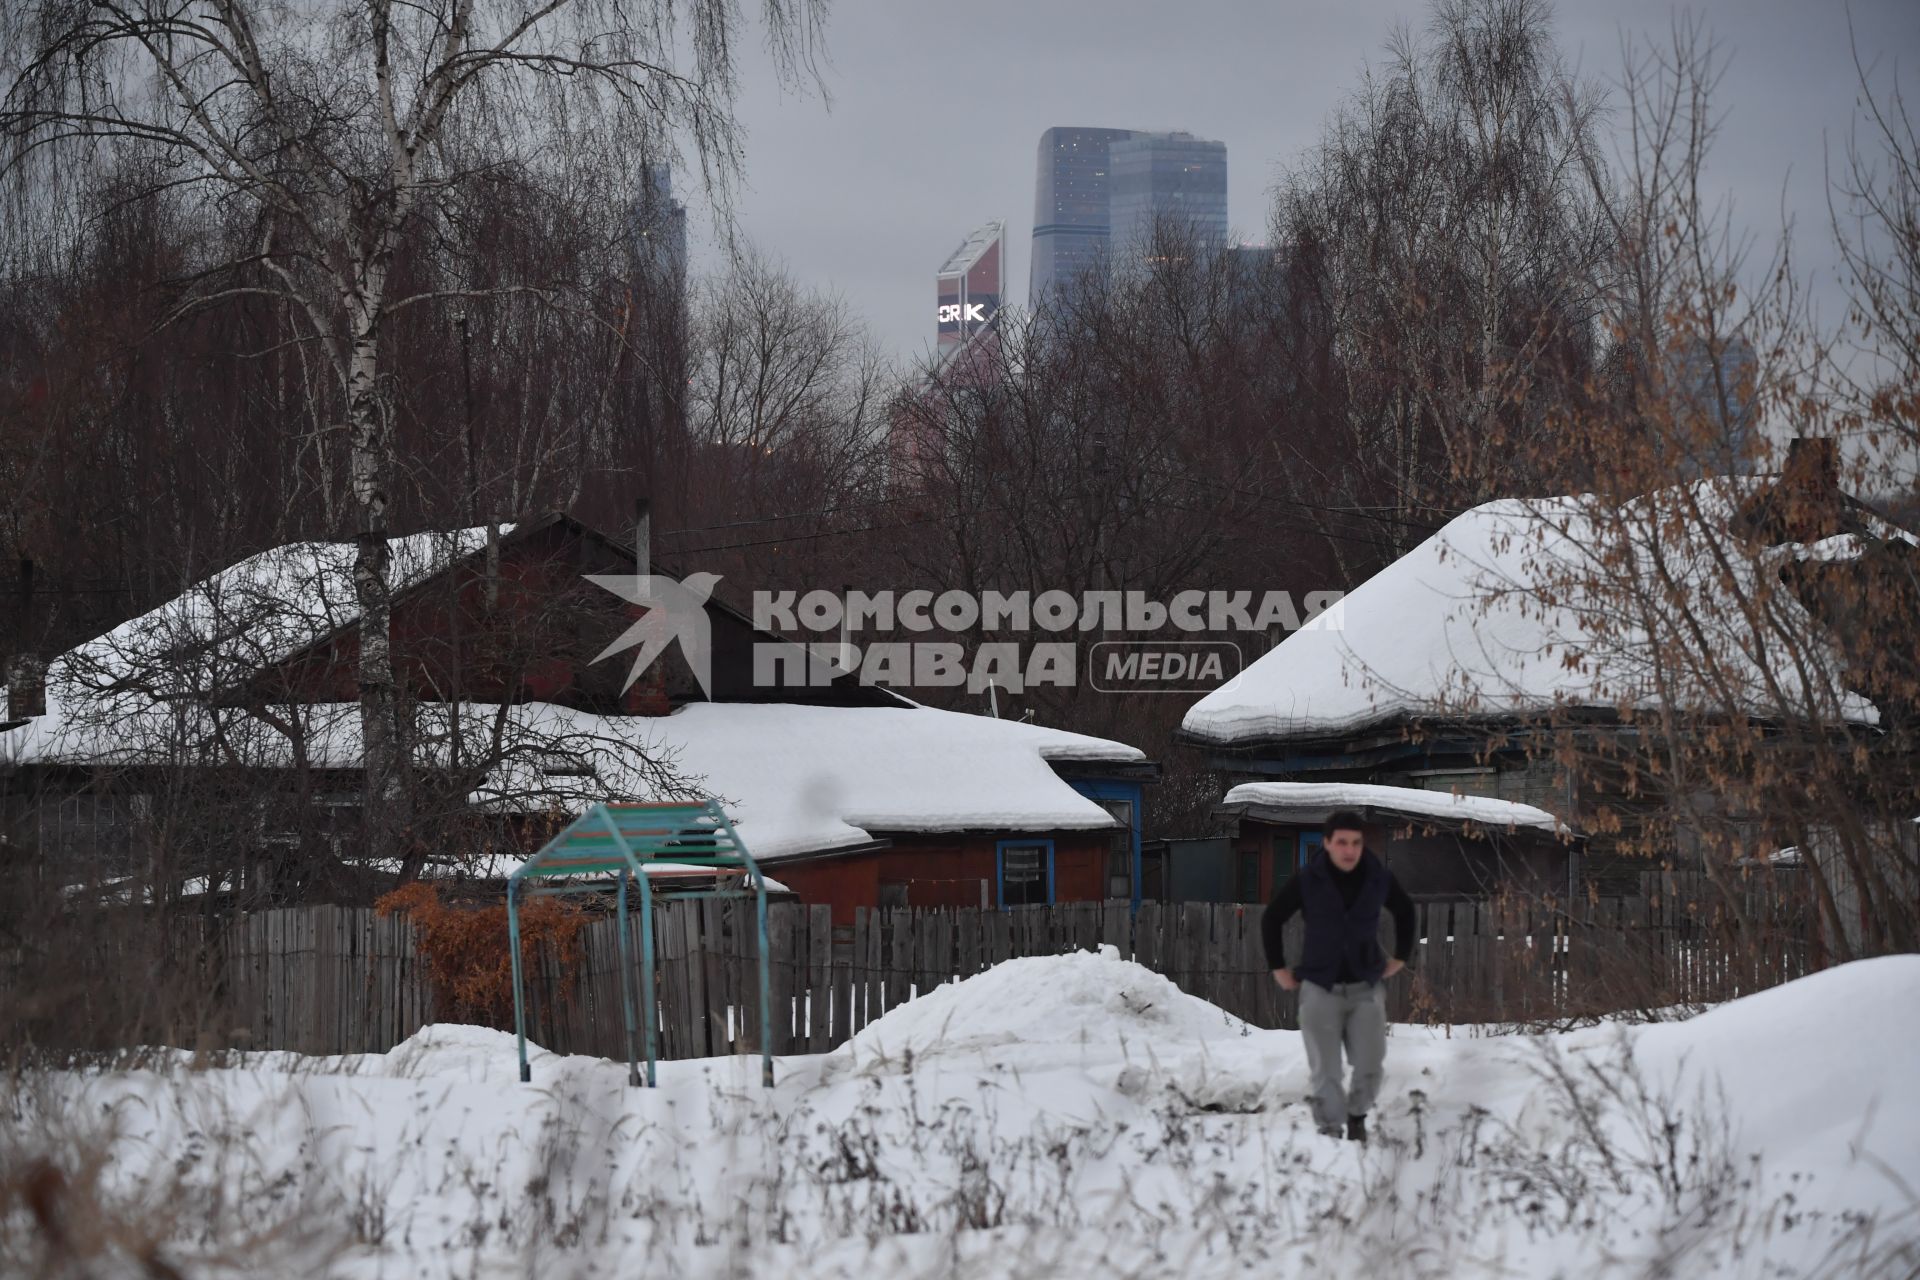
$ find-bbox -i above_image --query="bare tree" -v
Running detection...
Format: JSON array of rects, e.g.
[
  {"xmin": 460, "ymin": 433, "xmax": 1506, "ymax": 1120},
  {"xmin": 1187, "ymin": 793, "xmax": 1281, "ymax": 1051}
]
[
  {"xmin": 873, "ymin": 239, "xmax": 1345, "ymax": 832},
  {"xmin": 1830, "ymin": 26, "xmax": 1920, "ymax": 464},
  {"xmin": 1276, "ymin": 0, "xmax": 1610, "ymax": 546},
  {"xmin": 2, "ymin": 0, "xmax": 825, "ymax": 862},
  {"xmin": 642, "ymin": 248, "xmax": 891, "ymax": 589},
  {"xmin": 688, "ymin": 252, "xmax": 885, "ymax": 487},
  {"xmin": 1445, "ymin": 22, "xmax": 1920, "ymax": 959}
]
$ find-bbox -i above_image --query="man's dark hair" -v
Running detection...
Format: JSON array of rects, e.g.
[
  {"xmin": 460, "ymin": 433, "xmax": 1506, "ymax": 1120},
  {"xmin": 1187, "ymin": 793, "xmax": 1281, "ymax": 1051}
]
[{"xmin": 1323, "ymin": 810, "xmax": 1367, "ymax": 839}]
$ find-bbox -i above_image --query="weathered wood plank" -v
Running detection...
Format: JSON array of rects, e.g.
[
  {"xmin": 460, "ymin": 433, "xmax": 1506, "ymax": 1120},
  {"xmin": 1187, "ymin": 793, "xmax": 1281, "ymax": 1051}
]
[
  {"xmin": 765, "ymin": 904, "xmax": 794, "ymax": 1056},
  {"xmin": 155, "ymin": 883, "xmax": 1821, "ymax": 1064}
]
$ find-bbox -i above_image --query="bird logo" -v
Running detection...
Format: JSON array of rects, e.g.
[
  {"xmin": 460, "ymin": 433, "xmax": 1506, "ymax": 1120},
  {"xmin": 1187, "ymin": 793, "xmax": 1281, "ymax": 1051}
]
[{"xmin": 584, "ymin": 571, "xmax": 722, "ymax": 698}]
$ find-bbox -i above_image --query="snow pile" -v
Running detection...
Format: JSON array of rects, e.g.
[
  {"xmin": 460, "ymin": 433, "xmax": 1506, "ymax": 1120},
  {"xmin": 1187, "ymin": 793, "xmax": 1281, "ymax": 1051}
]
[
  {"xmin": 840, "ymin": 945, "xmax": 1246, "ymax": 1068},
  {"xmin": 379, "ymin": 1024, "xmax": 545, "ymax": 1083},
  {"xmin": 9, "ymin": 954, "xmax": 1918, "ymax": 1279},
  {"xmin": 1624, "ymin": 954, "xmax": 1918, "ymax": 1171}
]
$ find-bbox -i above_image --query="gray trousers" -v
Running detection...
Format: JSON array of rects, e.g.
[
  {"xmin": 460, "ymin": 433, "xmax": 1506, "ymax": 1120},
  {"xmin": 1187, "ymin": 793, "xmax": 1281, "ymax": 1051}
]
[{"xmin": 1298, "ymin": 979, "xmax": 1388, "ymax": 1128}]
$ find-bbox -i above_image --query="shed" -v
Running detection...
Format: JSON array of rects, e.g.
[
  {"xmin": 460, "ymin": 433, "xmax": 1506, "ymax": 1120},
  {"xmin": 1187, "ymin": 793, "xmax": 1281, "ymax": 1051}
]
[{"xmin": 1216, "ymin": 781, "xmax": 1578, "ymax": 902}]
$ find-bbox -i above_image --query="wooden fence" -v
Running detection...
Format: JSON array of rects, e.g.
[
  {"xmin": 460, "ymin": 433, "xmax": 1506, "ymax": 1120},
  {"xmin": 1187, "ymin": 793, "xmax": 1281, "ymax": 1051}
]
[{"xmin": 196, "ymin": 878, "xmax": 1817, "ymax": 1061}]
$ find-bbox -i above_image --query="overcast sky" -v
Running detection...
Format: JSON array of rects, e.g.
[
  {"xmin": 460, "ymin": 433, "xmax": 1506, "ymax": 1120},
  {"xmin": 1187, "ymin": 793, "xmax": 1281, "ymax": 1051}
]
[{"xmin": 689, "ymin": 0, "xmax": 1920, "ymax": 368}]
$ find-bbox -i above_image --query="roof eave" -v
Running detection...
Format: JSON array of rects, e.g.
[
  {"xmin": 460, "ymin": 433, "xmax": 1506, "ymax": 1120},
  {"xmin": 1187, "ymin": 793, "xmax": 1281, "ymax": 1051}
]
[{"xmin": 1216, "ymin": 799, "xmax": 1571, "ymax": 840}]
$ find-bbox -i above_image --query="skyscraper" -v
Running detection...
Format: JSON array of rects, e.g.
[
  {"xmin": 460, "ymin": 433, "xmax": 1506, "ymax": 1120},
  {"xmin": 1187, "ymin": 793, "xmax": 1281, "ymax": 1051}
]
[
  {"xmin": 1029, "ymin": 127, "xmax": 1135, "ymax": 301},
  {"xmin": 629, "ymin": 164, "xmax": 688, "ymax": 291},
  {"xmin": 891, "ymin": 219, "xmax": 1007, "ymax": 493},
  {"xmin": 936, "ymin": 219, "xmax": 1005, "ymax": 356},
  {"xmin": 1107, "ymin": 131, "xmax": 1228, "ymax": 270},
  {"xmin": 626, "ymin": 164, "xmax": 690, "ymax": 500}
]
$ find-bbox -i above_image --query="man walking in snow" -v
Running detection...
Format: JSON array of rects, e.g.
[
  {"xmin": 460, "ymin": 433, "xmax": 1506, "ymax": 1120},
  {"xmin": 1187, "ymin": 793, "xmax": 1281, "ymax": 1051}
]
[{"xmin": 1263, "ymin": 810, "xmax": 1416, "ymax": 1143}]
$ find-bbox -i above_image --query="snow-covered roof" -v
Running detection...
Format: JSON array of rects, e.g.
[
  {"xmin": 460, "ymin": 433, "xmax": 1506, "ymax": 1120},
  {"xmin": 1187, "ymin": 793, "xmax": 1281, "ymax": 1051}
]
[
  {"xmin": 0, "ymin": 523, "xmax": 1145, "ymax": 864},
  {"xmin": 1, "ymin": 525, "xmax": 508, "ymax": 757},
  {"xmin": 1184, "ymin": 479, "xmax": 1907, "ymax": 747},
  {"xmin": 480, "ymin": 701, "xmax": 1141, "ymax": 862},
  {"xmin": 3, "ymin": 692, "xmax": 1141, "ymax": 862},
  {"xmin": 1218, "ymin": 781, "xmax": 1571, "ymax": 835}
]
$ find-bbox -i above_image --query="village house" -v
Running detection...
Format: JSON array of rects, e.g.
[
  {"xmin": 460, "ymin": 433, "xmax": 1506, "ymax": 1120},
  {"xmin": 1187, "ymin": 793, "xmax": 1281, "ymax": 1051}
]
[
  {"xmin": 1179, "ymin": 439, "xmax": 1916, "ymax": 907},
  {"xmin": 1216, "ymin": 781, "xmax": 1575, "ymax": 902},
  {"xmin": 0, "ymin": 511, "xmax": 1152, "ymax": 922},
  {"xmin": 1140, "ymin": 782, "xmax": 1575, "ymax": 905}
]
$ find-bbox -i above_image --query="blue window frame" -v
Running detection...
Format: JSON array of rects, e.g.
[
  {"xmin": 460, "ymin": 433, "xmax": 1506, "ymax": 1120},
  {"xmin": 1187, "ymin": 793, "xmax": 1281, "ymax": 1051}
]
[
  {"xmin": 1270, "ymin": 831, "xmax": 1296, "ymax": 893},
  {"xmin": 1270, "ymin": 831, "xmax": 1323, "ymax": 894},
  {"xmin": 995, "ymin": 839, "xmax": 1055, "ymax": 908},
  {"xmin": 1066, "ymin": 778, "xmax": 1145, "ymax": 912}
]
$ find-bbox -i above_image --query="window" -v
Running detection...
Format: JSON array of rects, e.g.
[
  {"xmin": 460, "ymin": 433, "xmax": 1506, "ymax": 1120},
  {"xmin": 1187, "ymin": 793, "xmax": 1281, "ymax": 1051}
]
[
  {"xmin": 1142, "ymin": 845, "xmax": 1168, "ymax": 901},
  {"xmin": 1235, "ymin": 851, "xmax": 1261, "ymax": 903},
  {"xmin": 1299, "ymin": 831, "xmax": 1325, "ymax": 866},
  {"xmin": 1270, "ymin": 831, "xmax": 1297, "ymax": 891},
  {"xmin": 878, "ymin": 881, "xmax": 908, "ymax": 909},
  {"xmin": 1098, "ymin": 798, "xmax": 1135, "ymax": 899},
  {"xmin": 997, "ymin": 841, "xmax": 1053, "ymax": 907}
]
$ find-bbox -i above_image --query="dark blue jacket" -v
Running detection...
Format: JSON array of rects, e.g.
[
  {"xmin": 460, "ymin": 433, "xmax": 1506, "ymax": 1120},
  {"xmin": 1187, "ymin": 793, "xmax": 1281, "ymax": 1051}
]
[{"xmin": 1261, "ymin": 849, "xmax": 1413, "ymax": 989}]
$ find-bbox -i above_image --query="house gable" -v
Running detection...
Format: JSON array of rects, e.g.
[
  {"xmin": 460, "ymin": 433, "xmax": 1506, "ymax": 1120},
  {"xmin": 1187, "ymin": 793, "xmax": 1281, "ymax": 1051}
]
[{"xmin": 247, "ymin": 514, "xmax": 902, "ymax": 712}]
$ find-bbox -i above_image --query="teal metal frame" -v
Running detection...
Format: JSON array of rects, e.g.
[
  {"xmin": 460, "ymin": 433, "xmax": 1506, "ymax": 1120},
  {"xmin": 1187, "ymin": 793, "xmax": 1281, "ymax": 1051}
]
[{"xmin": 506, "ymin": 799, "xmax": 774, "ymax": 1089}]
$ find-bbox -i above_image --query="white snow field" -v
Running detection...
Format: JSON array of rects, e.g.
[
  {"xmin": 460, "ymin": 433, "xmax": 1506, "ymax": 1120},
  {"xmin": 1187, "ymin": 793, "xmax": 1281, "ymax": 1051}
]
[{"xmin": 7, "ymin": 951, "xmax": 1917, "ymax": 1278}]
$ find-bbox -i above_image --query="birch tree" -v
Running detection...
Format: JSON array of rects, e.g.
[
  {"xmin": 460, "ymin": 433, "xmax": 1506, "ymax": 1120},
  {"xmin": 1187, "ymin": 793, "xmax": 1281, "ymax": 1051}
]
[
  {"xmin": 2, "ymin": 0, "xmax": 825, "ymax": 861},
  {"xmin": 1276, "ymin": 0, "xmax": 1609, "ymax": 547}
]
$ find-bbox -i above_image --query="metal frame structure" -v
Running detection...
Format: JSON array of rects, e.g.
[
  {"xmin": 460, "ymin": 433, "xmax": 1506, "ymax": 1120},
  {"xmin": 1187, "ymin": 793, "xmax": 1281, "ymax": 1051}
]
[{"xmin": 506, "ymin": 799, "xmax": 774, "ymax": 1088}]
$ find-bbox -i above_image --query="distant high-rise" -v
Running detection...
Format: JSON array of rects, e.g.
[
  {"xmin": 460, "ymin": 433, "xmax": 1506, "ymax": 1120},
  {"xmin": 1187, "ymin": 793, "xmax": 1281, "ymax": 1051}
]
[
  {"xmin": 936, "ymin": 219, "xmax": 1005, "ymax": 356},
  {"xmin": 1672, "ymin": 332, "xmax": 1761, "ymax": 474},
  {"xmin": 625, "ymin": 164, "xmax": 690, "ymax": 500},
  {"xmin": 890, "ymin": 219, "xmax": 1006, "ymax": 493},
  {"xmin": 1031, "ymin": 127, "xmax": 1229, "ymax": 299},
  {"xmin": 1107, "ymin": 131, "xmax": 1227, "ymax": 269},
  {"xmin": 1030, "ymin": 126, "xmax": 1135, "ymax": 301},
  {"xmin": 629, "ymin": 164, "xmax": 688, "ymax": 290}
]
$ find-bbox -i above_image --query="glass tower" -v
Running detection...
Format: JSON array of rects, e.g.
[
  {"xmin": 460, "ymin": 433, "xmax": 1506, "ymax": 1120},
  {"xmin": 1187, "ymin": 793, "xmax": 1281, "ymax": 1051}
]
[
  {"xmin": 1029, "ymin": 126, "xmax": 1135, "ymax": 302},
  {"xmin": 629, "ymin": 164, "xmax": 688, "ymax": 291},
  {"xmin": 1107, "ymin": 132, "xmax": 1228, "ymax": 270}
]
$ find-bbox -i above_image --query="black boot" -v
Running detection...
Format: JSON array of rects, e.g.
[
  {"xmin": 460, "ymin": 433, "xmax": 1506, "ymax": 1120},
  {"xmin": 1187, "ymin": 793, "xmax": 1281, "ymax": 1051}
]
[{"xmin": 1346, "ymin": 1114, "xmax": 1367, "ymax": 1144}]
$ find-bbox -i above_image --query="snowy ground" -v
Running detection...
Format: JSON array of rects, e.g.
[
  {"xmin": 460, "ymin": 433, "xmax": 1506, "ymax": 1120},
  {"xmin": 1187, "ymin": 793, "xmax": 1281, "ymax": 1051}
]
[{"xmin": 6, "ymin": 952, "xmax": 1918, "ymax": 1279}]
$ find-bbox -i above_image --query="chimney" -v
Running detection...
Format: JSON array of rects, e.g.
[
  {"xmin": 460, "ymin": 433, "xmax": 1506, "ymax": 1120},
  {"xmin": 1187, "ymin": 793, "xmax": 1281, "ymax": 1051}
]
[
  {"xmin": 1785, "ymin": 436, "xmax": 1838, "ymax": 496},
  {"xmin": 1751, "ymin": 437, "xmax": 1850, "ymax": 548},
  {"xmin": 1768, "ymin": 436, "xmax": 1841, "ymax": 544}
]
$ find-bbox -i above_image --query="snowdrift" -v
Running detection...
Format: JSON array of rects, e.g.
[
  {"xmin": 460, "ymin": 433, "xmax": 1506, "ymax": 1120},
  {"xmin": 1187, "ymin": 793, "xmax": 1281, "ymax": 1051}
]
[
  {"xmin": 839, "ymin": 944, "xmax": 1248, "ymax": 1068},
  {"xmin": 8, "ymin": 954, "xmax": 1917, "ymax": 1279}
]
